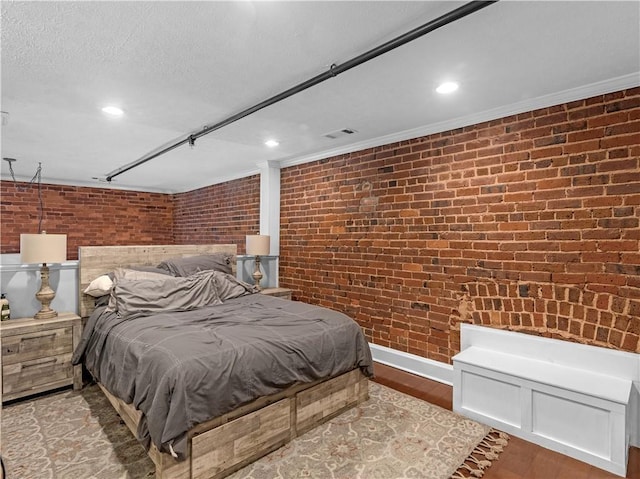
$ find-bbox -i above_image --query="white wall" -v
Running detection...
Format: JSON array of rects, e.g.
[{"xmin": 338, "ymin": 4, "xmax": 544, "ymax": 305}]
[{"xmin": 0, "ymin": 253, "xmax": 78, "ymax": 319}]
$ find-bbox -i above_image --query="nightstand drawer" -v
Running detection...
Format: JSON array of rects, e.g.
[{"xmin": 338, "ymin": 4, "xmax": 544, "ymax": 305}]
[
  {"xmin": 3, "ymin": 352, "xmax": 74, "ymax": 398},
  {"xmin": 1, "ymin": 326, "xmax": 73, "ymax": 365}
]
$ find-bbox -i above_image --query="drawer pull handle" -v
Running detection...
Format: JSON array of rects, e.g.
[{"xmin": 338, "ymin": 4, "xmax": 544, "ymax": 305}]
[
  {"xmin": 22, "ymin": 358, "xmax": 57, "ymax": 369},
  {"xmin": 21, "ymin": 333, "xmax": 56, "ymax": 341}
]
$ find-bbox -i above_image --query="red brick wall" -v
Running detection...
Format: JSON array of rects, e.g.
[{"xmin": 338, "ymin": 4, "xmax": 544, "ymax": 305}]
[
  {"xmin": 1, "ymin": 175, "xmax": 261, "ymax": 259},
  {"xmin": 1, "ymin": 182, "xmax": 174, "ymax": 260},
  {"xmin": 280, "ymin": 88, "xmax": 640, "ymax": 362},
  {"xmin": 173, "ymin": 175, "xmax": 260, "ymax": 253}
]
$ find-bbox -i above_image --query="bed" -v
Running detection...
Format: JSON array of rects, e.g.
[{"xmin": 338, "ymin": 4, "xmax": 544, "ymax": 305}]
[{"xmin": 73, "ymin": 244, "xmax": 372, "ymax": 479}]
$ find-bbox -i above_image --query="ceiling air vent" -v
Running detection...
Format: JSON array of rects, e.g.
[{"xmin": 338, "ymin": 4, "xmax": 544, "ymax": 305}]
[{"xmin": 323, "ymin": 128, "xmax": 357, "ymax": 140}]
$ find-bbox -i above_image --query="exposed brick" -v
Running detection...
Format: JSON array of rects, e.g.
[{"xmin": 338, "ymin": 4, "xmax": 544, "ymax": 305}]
[
  {"xmin": 173, "ymin": 175, "xmax": 260, "ymax": 253},
  {"xmin": 279, "ymin": 88, "xmax": 640, "ymax": 358},
  {"xmin": 0, "ymin": 182, "xmax": 174, "ymax": 260}
]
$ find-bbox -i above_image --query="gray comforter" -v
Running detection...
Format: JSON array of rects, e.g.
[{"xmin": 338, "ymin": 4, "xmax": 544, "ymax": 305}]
[{"xmin": 72, "ymin": 294, "xmax": 373, "ymax": 459}]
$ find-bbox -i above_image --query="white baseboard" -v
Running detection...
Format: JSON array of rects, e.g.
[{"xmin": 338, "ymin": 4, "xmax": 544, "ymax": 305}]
[{"xmin": 369, "ymin": 343, "xmax": 453, "ymax": 386}]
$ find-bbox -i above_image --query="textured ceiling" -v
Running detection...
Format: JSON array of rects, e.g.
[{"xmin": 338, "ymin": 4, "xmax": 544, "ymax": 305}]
[{"xmin": 1, "ymin": 1, "xmax": 639, "ymax": 193}]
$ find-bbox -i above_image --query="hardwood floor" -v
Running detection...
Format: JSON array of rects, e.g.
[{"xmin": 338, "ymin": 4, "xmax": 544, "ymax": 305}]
[{"xmin": 372, "ymin": 362, "xmax": 640, "ymax": 479}]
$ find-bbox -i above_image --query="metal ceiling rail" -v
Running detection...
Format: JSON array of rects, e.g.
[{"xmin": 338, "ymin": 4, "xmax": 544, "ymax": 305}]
[{"xmin": 105, "ymin": 0, "xmax": 498, "ymax": 182}]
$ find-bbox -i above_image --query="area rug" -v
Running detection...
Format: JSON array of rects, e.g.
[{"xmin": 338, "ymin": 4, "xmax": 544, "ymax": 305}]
[{"xmin": 1, "ymin": 382, "xmax": 507, "ymax": 479}]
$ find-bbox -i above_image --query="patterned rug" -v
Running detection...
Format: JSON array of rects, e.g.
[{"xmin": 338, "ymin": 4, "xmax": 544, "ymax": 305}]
[{"xmin": 1, "ymin": 382, "xmax": 507, "ymax": 479}]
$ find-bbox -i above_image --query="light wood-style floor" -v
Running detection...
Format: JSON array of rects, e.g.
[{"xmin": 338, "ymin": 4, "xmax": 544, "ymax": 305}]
[{"xmin": 373, "ymin": 362, "xmax": 640, "ymax": 479}]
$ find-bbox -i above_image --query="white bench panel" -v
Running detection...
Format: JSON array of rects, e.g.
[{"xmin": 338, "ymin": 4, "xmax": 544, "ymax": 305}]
[
  {"xmin": 460, "ymin": 370, "xmax": 522, "ymax": 428},
  {"xmin": 531, "ymin": 389, "xmax": 611, "ymax": 458}
]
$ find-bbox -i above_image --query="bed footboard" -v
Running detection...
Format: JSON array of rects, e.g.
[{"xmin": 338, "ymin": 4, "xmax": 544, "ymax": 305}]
[{"xmin": 98, "ymin": 369, "xmax": 369, "ymax": 479}]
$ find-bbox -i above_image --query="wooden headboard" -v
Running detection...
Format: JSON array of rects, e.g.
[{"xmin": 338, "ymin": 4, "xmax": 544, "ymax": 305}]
[{"xmin": 78, "ymin": 244, "xmax": 237, "ymax": 318}]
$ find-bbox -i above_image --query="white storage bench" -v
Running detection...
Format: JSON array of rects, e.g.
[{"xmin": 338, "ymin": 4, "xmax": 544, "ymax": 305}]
[{"xmin": 453, "ymin": 324, "xmax": 640, "ymax": 477}]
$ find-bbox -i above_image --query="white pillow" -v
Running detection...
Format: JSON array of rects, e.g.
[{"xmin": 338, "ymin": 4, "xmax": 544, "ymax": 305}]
[{"xmin": 83, "ymin": 274, "xmax": 114, "ymax": 297}]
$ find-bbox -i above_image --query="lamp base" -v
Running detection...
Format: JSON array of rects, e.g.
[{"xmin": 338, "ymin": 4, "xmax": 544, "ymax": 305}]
[
  {"xmin": 252, "ymin": 255, "xmax": 263, "ymax": 290},
  {"xmin": 34, "ymin": 264, "xmax": 58, "ymax": 320},
  {"xmin": 34, "ymin": 309, "xmax": 58, "ymax": 320}
]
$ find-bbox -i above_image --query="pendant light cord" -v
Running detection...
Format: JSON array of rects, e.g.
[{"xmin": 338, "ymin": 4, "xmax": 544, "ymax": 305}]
[{"xmin": 3, "ymin": 158, "xmax": 44, "ymax": 232}]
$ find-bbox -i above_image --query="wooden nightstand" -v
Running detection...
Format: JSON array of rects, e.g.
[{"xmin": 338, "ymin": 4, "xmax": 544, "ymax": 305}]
[
  {"xmin": 1, "ymin": 312, "xmax": 82, "ymax": 402},
  {"xmin": 260, "ymin": 288, "xmax": 293, "ymax": 300}
]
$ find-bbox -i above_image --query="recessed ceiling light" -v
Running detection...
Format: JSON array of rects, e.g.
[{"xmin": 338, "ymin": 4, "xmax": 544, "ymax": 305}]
[
  {"xmin": 436, "ymin": 82, "xmax": 459, "ymax": 94},
  {"xmin": 265, "ymin": 139, "xmax": 279, "ymax": 147},
  {"xmin": 101, "ymin": 106, "xmax": 124, "ymax": 116}
]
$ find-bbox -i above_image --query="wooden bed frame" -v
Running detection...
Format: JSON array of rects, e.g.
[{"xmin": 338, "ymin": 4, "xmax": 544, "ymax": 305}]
[{"xmin": 78, "ymin": 245, "xmax": 369, "ymax": 479}]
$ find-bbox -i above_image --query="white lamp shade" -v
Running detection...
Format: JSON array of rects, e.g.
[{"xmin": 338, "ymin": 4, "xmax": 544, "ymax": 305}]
[
  {"xmin": 20, "ymin": 233, "xmax": 67, "ymax": 264},
  {"xmin": 246, "ymin": 234, "xmax": 270, "ymax": 256}
]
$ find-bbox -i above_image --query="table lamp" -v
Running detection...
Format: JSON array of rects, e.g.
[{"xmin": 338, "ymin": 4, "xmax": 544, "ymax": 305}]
[
  {"xmin": 246, "ymin": 234, "xmax": 270, "ymax": 289},
  {"xmin": 20, "ymin": 232, "xmax": 67, "ymax": 319}
]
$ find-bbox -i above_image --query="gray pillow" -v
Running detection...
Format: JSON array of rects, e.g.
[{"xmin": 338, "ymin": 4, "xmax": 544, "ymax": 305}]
[
  {"xmin": 128, "ymin": 265, "xmax": 174, "ymax": 276},
  {"xmin": 111, "ymin": 270, "xmax": 222, "ymax": 318},
  {"xmin": 113, "ymin": 267, "xmax": 172, "ymax": 282},
  {"xmin": 213, "ymin": 271, "xmax": 258, "ymax": 301},
  {"xmin": 157, "ymin": 253, "xmax": 233, "ymax": 277}
]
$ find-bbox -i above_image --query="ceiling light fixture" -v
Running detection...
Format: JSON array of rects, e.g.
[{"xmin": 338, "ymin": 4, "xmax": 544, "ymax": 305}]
[
  {"xmin": 436, "ymin": 82, "xmax": 459, "ymax": 94},
  {"xmin": 101, "ymin": 106, "xmax": 124, "ymax": 116},
  {"xmin": 265, "ymin": 139, "xmax": 279, "ymax": 147}
]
